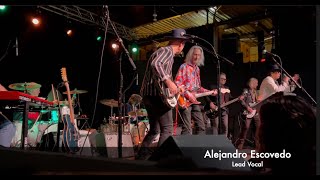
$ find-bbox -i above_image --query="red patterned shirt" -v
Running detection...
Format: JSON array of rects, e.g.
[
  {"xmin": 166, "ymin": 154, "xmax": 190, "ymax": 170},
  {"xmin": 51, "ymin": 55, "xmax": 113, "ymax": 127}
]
[{"xmin": 175, "ymin": 62, "xmax": 209, "ymax": 96}]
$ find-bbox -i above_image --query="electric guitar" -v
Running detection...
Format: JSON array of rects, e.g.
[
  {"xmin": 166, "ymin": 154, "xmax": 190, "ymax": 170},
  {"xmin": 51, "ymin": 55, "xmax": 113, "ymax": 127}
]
[
  {"xmin": 61, "ymin": 67, "xmax": 80, "ymax": 153},
  {"xmin": 178, "ymin": 88, "xmax": 230, "ymax": 109},
  {"xmin": 205, "ymin": 96, "xmax": 243, "ymax": 118},
  {"xmin": 243, "ymin": 102, "xmax": 258, "ymax": 118},
  {"xmin": 156, "ymin": 78, "xmax": 184, "ymax": 108}
]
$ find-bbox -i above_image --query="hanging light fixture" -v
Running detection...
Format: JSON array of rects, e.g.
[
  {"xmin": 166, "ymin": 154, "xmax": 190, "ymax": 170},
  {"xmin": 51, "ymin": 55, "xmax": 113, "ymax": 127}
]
[{"xmin": 153, "ymin": 5, "xmax": 157, "ymax": 22}]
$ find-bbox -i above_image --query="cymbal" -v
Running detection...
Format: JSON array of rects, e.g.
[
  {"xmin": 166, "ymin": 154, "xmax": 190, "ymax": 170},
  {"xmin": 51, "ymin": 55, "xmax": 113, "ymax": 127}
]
[
  {"xmin": 63, "ymin": 89, "xmax": 88, "ymax": 94},
  {"xmin": 100, "ymin": 99, "xmax": 118, "ymax": 107},
  {"xmin": 8, "ymin": 82, "xmax": 41, "ymax": 91},
  {"xmin": 128, "ymin": 109, "xmax": 148, "ymax": 117}
]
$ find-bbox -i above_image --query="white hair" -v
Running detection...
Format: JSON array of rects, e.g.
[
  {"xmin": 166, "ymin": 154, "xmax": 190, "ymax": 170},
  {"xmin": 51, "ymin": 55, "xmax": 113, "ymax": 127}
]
[{"xmin": 184, "ymin": 45, "xmax": 205, "ymax": 66}]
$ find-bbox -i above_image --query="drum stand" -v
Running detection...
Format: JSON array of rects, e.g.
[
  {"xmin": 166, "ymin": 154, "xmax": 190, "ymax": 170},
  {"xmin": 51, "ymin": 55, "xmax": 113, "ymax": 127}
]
[{"xmin": 134, "ymin": 118, "xmax": 142, "ymax": 145}]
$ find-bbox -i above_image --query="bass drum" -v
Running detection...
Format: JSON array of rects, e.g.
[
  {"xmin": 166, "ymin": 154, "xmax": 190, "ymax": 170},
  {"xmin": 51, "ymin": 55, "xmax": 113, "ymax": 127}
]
[{"xmin": 11, "ymin": 121, "xmax": 57, "ymax": 148}]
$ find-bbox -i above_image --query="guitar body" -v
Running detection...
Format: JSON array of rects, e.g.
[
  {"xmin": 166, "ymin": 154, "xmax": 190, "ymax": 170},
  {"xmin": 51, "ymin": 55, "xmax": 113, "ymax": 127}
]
[
  {"xmin": 243, "ymin": 102, "xmax": 258, "ymax": 118},
  {"xmin": 204, "ymin": 107, "xmax": 224, "ymax": 119},
  {"xmin": 204, "ymin": 97, "xmax": 241, "ymax": 118},
  {"xmin": 178, "ymin": 96, "xmax": 193, "ymax": 109},
  {"xmin": 158, "ymin": 80, "xmax": 179, "ymax": 109},
  {"xmin": 61, "ymin": 106, "xmax": 79, "ymax": 153},
  {"xmin": 245, "ymin": 109, "xmax": 257, "ymax": 118}
]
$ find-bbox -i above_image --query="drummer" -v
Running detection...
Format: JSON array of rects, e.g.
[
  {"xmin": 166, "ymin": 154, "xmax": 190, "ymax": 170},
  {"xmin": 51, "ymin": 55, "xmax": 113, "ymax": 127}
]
[{"xmin": 125, "ymin": 94, "xmax": 147, "ymax": 123}]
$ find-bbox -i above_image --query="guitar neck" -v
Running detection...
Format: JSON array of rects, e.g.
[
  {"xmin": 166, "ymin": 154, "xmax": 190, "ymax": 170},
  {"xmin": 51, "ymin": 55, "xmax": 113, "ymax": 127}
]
[
  {"xmin": 221, "ymin": 97, "xmax": 239, "ymax": 108},
  {"xmin": 195, "ymin": 90, "xmax": 215, "ymax": 98},
  {"xmin": 65, "ymin": 83, "xmax": 75, "ymax": 123}
]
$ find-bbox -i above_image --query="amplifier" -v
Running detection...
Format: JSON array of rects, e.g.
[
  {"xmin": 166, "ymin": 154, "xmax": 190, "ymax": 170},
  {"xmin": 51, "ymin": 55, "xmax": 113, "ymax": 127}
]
[{"xmin": 92, "ymin": 132, "xmax": 134, "ymax": 158}]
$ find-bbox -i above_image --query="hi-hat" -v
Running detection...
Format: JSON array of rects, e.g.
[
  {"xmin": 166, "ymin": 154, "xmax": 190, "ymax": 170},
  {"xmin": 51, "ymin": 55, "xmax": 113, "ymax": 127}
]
[
  {"xmin": 100, "ymin": 99, "xmax": 118, "ymax": 107},
  {"xmin": 8, "ymin": 82, "xmax": 41, "ymax": 91},
  {"xmin": 63, "ymin": 89, "xmax": 88, "ymax": 94}
]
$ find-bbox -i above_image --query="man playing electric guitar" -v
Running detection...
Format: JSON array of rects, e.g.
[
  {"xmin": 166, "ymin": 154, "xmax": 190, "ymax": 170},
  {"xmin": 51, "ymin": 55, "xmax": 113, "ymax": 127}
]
[
  {"xmin": 205, "ymin": 73, "xmax": 237, "ymax": 137},
  {"xmin": 137, "ymin": 29, "xmax": 190, "ymax": 160},
  {"xmin": 236, "ymin": 77, "xmax": 261, "ymax": 150},
  {"xmin": 175, "ymin": 45, "xmax": 217, "ymax": 135}
]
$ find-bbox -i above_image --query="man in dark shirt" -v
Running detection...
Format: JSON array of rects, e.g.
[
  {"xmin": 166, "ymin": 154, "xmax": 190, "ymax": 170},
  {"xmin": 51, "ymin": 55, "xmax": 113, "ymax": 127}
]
[{"xmin": 205, "ymin": 73, "xmax": 233, "ymax": 137}]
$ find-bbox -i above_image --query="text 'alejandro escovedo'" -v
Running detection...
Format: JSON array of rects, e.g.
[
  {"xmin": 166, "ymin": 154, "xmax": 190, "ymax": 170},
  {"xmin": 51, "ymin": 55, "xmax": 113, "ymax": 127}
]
[{"xmin": 203, "ymin": 149, "xmax": 291, "ymax": 168}]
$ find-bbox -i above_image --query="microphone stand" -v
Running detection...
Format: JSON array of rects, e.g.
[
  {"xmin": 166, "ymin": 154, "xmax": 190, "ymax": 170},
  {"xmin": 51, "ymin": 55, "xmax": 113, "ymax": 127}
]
[
  {"xmin": 270, "ymin": 55, "xmax": 317, "ymax": 105},
  {"xmin": 104, "ymin": 5, "xmax": 137, "ymax": 158},
  {"xmin": 192, "ymin": 37, "xmax": 234, "ymax": 136}
]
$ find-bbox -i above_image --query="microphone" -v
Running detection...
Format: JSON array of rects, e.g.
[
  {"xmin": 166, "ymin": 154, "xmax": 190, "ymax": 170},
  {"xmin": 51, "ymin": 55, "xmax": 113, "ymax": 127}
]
[
  {"xmin": 15, "ymin": 37, "xmax": 18, "ymax": 56},
  {"xmin": 262, "ymin": 49, "xmax": 278, "ymax": 57},
  {"xmin": 180, "ymin": 32, "xmax": 198, "ymax": 39}
]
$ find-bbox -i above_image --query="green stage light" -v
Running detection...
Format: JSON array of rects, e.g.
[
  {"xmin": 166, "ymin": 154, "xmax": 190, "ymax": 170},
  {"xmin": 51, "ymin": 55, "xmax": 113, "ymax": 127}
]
[
  {"xmin": 132, "ymin": 47, "xmax": 138, "ymax": 53},
  {"xmin": 97, "ymin": 36, "xmax": 102, "ymax": 41},
  {"xmin": 0, "ymin": 5, "xmax": 7, "ymax": 11}
]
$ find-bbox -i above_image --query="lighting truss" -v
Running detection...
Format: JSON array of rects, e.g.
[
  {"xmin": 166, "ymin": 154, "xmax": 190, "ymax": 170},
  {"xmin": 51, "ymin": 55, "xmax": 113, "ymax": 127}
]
[{"xmin": 38, "ymin": 5, "xmax": 137, "ymax": 41}]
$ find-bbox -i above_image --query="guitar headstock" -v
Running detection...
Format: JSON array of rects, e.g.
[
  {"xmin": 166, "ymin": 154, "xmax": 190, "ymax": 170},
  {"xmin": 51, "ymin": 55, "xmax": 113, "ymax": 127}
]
[
  {"xmin": 61, "ymin": 67, "xmax": 68, "ymax": 82},
  {"xmin": 220, "ymin": 88, "xmax": 230, "ymax": 94}
]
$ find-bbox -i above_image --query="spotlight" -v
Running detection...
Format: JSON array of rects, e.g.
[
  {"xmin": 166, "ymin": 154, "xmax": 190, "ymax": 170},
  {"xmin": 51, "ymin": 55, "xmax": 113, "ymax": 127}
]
[
  {"xmin": 97, "ymin": 36, "xmax": 102, "ymax": 41},
  {"xmin": 32, "ymin": 18, "xmax": 40, "ymax": 25},
  {"xmin": 0, "ymin": 5, "xmax": 6, "ymax": 11},
  {"xmin": 112, "ymin": 43, "xmax": 119, "ymax": 49},
  {"xmin": 132, "ymin": 47, "xmax": 137, "ymax": 53},
  {"xmin": 67, "ymin": 29, "xmax": 72, "ymax": 36}
]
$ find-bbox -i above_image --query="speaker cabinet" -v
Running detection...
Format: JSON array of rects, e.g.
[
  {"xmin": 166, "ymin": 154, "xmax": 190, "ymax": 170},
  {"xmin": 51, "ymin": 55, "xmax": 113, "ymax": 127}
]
[
  {"xmin": 93, "ymin": 132, "xmax": 134, "ymax": 158},
  {"xmin": 149, "ymin": 135, "xmax": 252, "ymax": 172}
]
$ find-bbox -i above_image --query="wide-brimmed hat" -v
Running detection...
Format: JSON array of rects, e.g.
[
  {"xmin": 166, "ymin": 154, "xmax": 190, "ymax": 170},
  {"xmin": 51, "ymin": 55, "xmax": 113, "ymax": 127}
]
[
  {"xmin": 269, "ymin": 64, "xmax": 281, "ymax": 72},
  {"xmin": 164, "ymin": 28, "xmax": 190, "ymax": 40}
]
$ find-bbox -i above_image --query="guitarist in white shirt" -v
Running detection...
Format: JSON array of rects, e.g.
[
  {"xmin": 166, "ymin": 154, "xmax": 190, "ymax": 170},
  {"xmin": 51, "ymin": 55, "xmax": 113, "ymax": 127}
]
[
  {"xmin": 236, "ymin": 77, "xmax": 261, "ymax": 150},
  {"xmin": 174, "ymin": 45, "xmax": 217, "ymax": 135}
]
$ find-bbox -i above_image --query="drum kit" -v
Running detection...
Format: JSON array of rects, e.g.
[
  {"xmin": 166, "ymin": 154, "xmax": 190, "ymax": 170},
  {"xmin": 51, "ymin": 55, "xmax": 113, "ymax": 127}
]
[
  {"xmin": 8, "ymin": 82, "xmax": 89, "ymax": 148},
  {"xmin": 99, "ymin": 94, "xmax": 150, "ymax": 146}
]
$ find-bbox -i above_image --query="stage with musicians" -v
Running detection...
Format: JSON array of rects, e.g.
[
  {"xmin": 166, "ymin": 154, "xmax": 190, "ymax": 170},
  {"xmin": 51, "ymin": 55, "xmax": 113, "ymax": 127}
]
[{"xmin": 0, "ymin": 5, "xmax": 316, "ymax": 175}]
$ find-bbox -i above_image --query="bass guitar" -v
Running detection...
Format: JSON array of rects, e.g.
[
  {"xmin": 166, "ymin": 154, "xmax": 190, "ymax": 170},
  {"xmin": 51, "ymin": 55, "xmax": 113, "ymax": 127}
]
[
  {"xmin": 205, "ymin": 96, "xmax": 243, "ymax": 118},
  {"xmin": 243, "ymin": 102, "xmax": 257, "ymax": 118},
  {"xmin": 60, "ymin": 67, "xmax": 80, "ymax": 153},
  {"xmin": 178, "ymin": 88, "xmax": 230, "ymax": 109}
]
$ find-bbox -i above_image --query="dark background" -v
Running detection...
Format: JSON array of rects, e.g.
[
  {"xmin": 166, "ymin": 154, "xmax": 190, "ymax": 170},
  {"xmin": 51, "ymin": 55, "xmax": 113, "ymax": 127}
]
[{"xmin": 0, "ymin": 6, "xmax": 316, "ymax": 129}]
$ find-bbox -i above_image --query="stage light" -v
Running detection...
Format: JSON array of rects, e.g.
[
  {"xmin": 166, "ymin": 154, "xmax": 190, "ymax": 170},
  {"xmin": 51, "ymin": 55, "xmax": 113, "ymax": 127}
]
[
  {"xmin": 132, "ymin": 47, "xmax": 137, "ymax": 53},
  {"xmin": 67, "ymin": 29, "xmax": 72, "ymax": 36},
  {"xmin": 96, "ymin": 36, "xmax": 102, "ymax": 41},
  {"xmin": 0, "ymin": 5, "xmax": 6, "ymax": 11},
  {"xmin": 32, "ymin": 18, "xmax": 40, "ymax": 25},
  {"xmin": 260, "ymin": 58, "xmax": 266, "ymax": 63},
  {"xmin": 112, "ymin": 43, "xmax": 119, "ymax": 49}
]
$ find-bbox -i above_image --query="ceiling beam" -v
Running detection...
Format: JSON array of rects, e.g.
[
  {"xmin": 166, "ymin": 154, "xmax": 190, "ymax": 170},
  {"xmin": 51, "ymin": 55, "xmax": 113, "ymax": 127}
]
[
  {"xmin": 38, "ymin": 5, "xmax": 137, "ymax": 41},
  {"xmin": 217, "ymin": 12, "xmax": 272, "ymax": 29}
]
